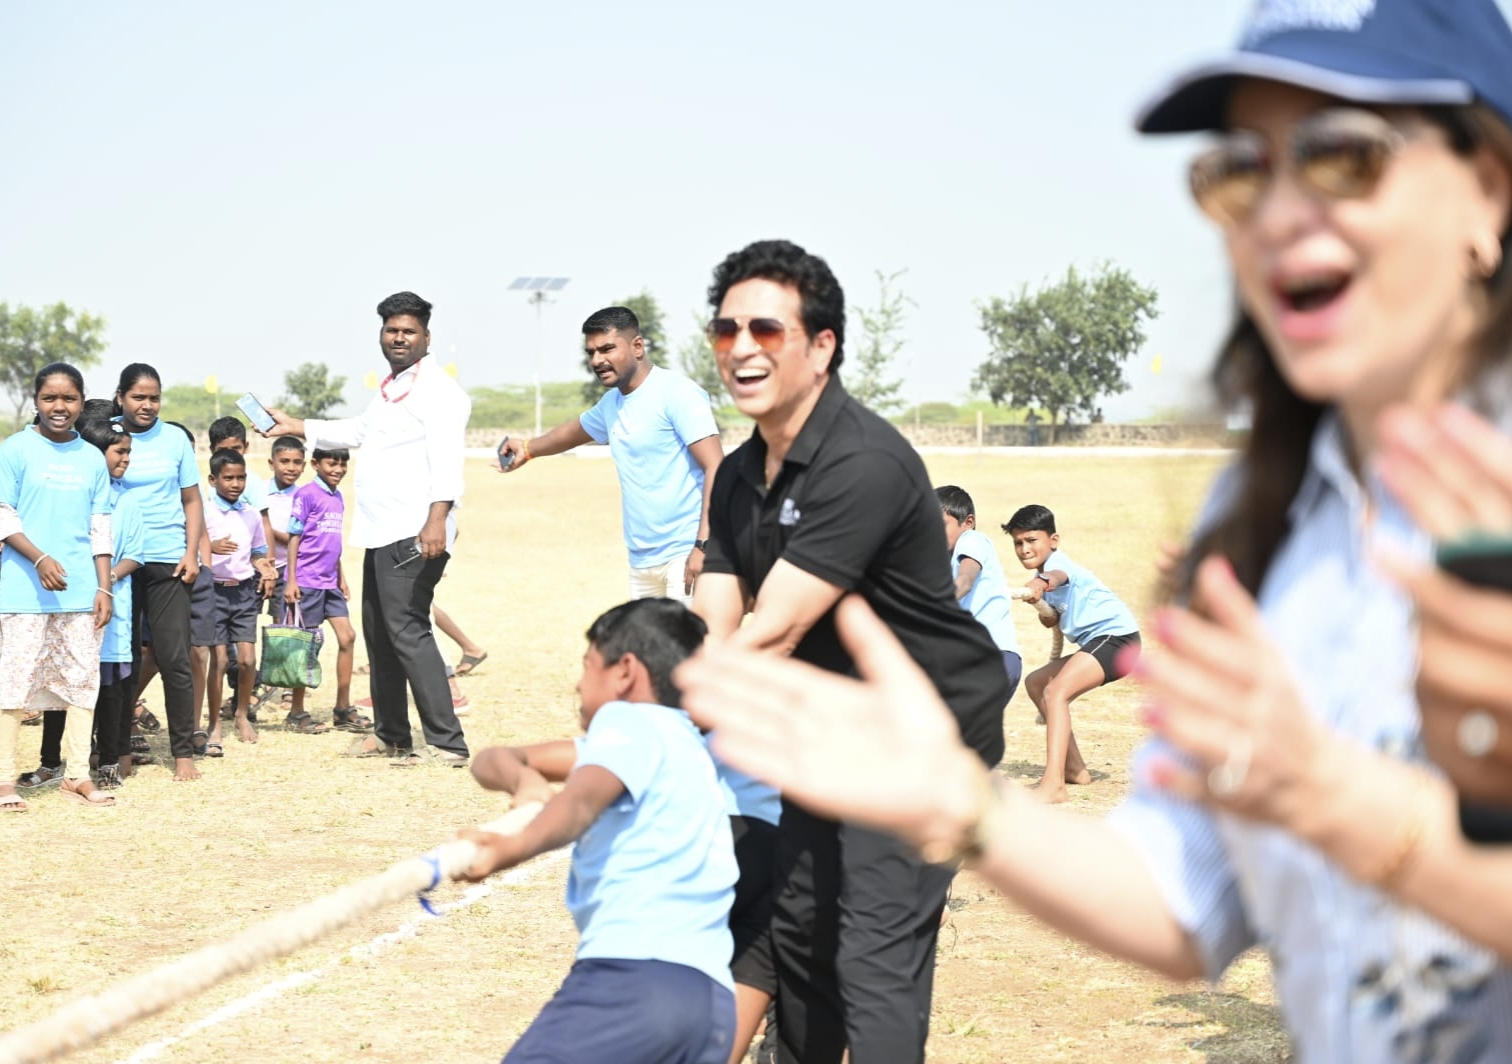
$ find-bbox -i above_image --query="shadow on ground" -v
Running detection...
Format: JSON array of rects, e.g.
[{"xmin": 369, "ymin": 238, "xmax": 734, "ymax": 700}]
[
  {"xmin": 995, "ymin": 760, "xmax": 1111, "ymax": 785},
  {"xmin": 1142, "ymin": 991, "xmax": 1292, "ymax": 1063}
]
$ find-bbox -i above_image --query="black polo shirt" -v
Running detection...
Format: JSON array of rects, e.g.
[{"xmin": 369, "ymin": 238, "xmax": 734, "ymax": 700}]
[{"xmin": 703, "ymin": 376, "xmax": 1008, "ymax": 765}]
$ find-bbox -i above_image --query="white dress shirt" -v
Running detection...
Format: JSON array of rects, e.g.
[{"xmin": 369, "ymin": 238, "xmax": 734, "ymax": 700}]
[{"xmin": 303, "ymin": 357, "xmax": 470, "ymax": 550}]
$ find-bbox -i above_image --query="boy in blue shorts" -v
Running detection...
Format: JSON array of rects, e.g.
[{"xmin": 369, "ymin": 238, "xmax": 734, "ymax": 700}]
[
  {"xmin": 1005, "ymin": 504, "xmax": 1140, "ymax": 804},
  {"xmin": 203, "ymin": 450, "xmax": 276, "ymax": 751},
  {"xmin": 460, "ymin": 597, "xmax": 737, "ymax": 1064},
  {"xmin": 263, "ymin": 436, "xmax": 305, "ymax": 615},
  {"xmin": 284, "ymin": 448, "xmax": 365, "ymax": 734},
  {"xmin": 937, "ymin": 485, "xmax": 1024, "ymax": 704}
]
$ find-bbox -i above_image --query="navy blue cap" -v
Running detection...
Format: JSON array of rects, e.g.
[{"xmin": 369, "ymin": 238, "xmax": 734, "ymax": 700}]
[{"xmin": 1136, "ymin": 0, "xmax": 1512, "ymax": 134}]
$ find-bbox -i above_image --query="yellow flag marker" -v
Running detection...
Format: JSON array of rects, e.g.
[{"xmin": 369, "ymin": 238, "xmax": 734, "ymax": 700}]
[
  {"xmin": 1151, "ymin": 354, "xmax": 1163, "ymax": 376},
  {"xmin": 444, "ymin": 362, "xmax": 459, "ymax": 379},
  {"xmin": 364, "ymin": 371, "xmax": 379, "ymax": 390},
  {"xmin": 204, "ymin": 374, "xmax": 219, "ymax": 395}
]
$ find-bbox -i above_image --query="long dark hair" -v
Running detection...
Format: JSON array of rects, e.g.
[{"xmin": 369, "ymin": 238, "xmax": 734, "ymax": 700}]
[{"xmin": 1185, "ymin": 104, "xmax": 1512, "ymax": 598}]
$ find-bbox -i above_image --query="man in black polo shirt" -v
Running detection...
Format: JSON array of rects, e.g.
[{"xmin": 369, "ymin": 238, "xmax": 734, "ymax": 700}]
[{"xmin": 693, "ymin": 239, "xmax": 1009, "ymax": 1064}]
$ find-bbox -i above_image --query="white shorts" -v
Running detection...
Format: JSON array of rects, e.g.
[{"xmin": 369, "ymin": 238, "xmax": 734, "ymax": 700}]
[{"xmin": 628, "ymin": 555, "xmax": 691, "ymax": 605}]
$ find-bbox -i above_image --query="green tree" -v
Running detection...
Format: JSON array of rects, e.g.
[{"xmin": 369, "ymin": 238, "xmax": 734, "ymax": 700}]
[
  {"xmin": 0, "ymin": 301, "xmax": 107, "ymax": 430},
  {"xmin": 279, "ymin": 361, "xmax": 347, "ymax": 418},
  {"xmin": 160, "ymin": 383, "xmax": 224, "ymax": 437},
  {"xmin": 676, "ymin": 311, "xmax": 724, "ymax": 399},
  {"xmin": 973, "ymin": 264, "xmax": 1158, "ymax": 443},
  {"xmin": 850, "ymin": 269, "xmax": 911, "ymax": 415},
  {"xmin": 580, "ymin": 289, "xmax": 667, "ymax": 402}
]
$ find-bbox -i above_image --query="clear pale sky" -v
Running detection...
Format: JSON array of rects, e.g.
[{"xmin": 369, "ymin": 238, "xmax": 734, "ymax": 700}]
[{"xmin": 1, "ymin": 0, "xmax": 1461, "ymax": 420}]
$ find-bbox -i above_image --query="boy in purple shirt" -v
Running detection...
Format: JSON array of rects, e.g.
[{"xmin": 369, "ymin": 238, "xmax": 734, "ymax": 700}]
[
  {"xmin": 203, "ymin": 450, "xmax": 276, "ymax": 752},
  {"xmin": 285, "ymin": 448, "xmax": 365, "ymax": 734}
]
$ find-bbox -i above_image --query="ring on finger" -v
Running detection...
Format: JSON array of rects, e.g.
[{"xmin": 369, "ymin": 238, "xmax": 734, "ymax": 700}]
[
  {"xmin": 1457, "ymin": 710, "xmax": 1500, "ymax": 759},
  {"xmin": 1207, "ymin": 735, "xmax": 1253, "ymax": 797}
]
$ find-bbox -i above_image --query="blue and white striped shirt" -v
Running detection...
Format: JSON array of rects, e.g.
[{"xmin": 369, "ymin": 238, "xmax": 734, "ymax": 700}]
[{"xmin": 1109, "ymin": 412, "xmax": 1512, "ymax": 1063}]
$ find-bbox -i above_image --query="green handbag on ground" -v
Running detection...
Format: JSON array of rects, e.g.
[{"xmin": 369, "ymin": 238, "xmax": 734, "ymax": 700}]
[{"xmin": 260, "ymin": 605, "xmax": 323, "ymax": 689}]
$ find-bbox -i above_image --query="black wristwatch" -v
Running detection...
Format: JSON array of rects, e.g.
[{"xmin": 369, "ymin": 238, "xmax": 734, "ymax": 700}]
[{"xmin": 693, "ymin": 540, "xmax": 708, "ymax": 551}]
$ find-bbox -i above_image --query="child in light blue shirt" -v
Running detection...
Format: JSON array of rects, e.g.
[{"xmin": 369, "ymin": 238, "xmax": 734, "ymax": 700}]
[
  {"xmin": 461, "ymin": 598, "xmax": 736, "ymax": 1064},
  {"xmin": 1005, "ymin": 503, "xmax": 1140, "ymax": 804},
  {"xmin": 937, "ymin": 485, "xmax": 1023, "ymax": 703}
]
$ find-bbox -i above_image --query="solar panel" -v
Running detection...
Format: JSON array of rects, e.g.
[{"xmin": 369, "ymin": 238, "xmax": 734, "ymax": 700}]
[
  {"xmin": 508, "ymin": 277, "xmax": 531, "ymax": 290},
  {"xmin": 546, "ymin": 277, "xmax": 570, "ymax": 290}
]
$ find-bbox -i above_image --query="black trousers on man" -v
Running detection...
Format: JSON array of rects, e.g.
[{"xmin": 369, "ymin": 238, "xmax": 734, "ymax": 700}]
[
  {"xmin": 771, "ymin": 802, "xmax": 953, "ymax": 1064},
  {"xmin": 360, "ymin": 539, "xmax": 467, "ymax": 757}
]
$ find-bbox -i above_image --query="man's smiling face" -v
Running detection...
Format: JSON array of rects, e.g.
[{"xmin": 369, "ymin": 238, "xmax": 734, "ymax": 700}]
[{"xmin": 380, "ymin": 314, "xmax": 430, "ymax": 373}]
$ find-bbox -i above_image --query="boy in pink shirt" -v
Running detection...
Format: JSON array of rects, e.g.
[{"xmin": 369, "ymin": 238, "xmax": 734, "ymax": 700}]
[
  {"xmin": 204, "ymin": 450, "xmax": 276, "ymax": 751},
  {"xmin": 285, "ymin": 448, "xmax": 366, "ymax": 734}
]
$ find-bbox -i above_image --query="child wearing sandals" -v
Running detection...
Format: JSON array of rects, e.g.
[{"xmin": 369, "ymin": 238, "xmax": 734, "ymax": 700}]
[
  {"xmin": 284, "ymin": 448, "xmax": 367, "ymax": 734},
  {"xmin": 78, "ymin": 417, "xmax": 147, "ymax": 788},
  {"xmin": 0, "ymin": 363, "xmax": 116, "ymax": 811}
]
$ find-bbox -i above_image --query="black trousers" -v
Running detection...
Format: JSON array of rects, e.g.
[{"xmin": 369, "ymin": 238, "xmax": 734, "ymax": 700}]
[
  {"xmin": 361, "ymin": 540, "xmax": 466, "ymax": 756},
  {"xmin": 94, "ymin": 677, "xmax": 134, "ymax": 765},
  {"xmin": 133, "ymin": 564, "xmax": 196, "ymax": 759},
  {"xmin": 771, "ymin": 803, "xmax": 953, "ymax": 1064}
]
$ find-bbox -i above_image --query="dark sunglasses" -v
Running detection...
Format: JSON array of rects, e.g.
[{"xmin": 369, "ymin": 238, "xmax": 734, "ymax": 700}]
[
  {"xmin": 1189, "ymin": 108, "xmax": 1408, "ymax": 227},
  {"xmin": 707, "ymin": 317, "xmax": 790, "ymax": 354}
]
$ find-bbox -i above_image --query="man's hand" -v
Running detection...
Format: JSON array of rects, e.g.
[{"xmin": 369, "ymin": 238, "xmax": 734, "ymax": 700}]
[
  {"xmin": 262, "ymin": 408, "xmax": 305, "ymax": 440},
  {"xmin": 210, "ymin": 535, "xmax": 237, "ymax": 556},
  {"xmin": 684, "ymin": 545, "xmax": 705, "ymax": 596},
  {"xmin": 494, "ymin": 437, "xmax": 530, "ymax": 473},
  {"xmin": 417, "ymin": 516, "xmax": 447, "ymax": 559}
]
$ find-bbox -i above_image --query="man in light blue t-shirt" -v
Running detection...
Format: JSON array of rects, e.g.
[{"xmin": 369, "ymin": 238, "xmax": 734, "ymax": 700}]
[
  {"xmin": 497, "ymin": 306, "xmax": 723, "ymax": 604},
  {"xmin": 461, "ymin": 598, "xmax": 736, "ymax": 1064}
]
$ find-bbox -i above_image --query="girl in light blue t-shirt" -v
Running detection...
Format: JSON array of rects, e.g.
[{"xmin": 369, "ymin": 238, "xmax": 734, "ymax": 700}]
[
  {"xmin": 112, "ymin": 363, "xmax": 205, "ymax": 781},
  {"xmin": 0, "ymin": 363, "xmax": 115, "ymax": 811}
]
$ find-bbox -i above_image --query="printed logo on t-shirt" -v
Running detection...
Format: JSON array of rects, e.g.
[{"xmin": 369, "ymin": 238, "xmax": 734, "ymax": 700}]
[{"xmin": 779, "ymin": 498, "xmax": 801, "ymax": 527}]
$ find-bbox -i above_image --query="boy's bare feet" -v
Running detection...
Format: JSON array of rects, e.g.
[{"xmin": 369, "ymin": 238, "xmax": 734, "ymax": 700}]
[
  {"xmin": 1065, "ymin": 750, "xmax": 1092, "ymax": 786},
  {"xmin": 173, "ymin": 757, "xmax": 201, "ymax": 782},
  {"xmin": 235, "ymin": 713, "xmax": 258, "ymax": 744},
  {"xmin": 1033, "ymin": 779, "xmax": 1070, "ymax": 804}
]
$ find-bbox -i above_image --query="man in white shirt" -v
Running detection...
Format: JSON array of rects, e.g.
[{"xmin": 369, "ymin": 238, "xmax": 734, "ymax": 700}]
[{"xmin": 263, "ymin": 291, "xmax": 470, "ymax": 766}]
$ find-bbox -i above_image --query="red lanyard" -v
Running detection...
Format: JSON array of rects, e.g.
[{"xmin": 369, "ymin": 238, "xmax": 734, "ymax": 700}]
[{"xmin": 380, "ymin": 360, "xmax": 421, "ymax": 403}]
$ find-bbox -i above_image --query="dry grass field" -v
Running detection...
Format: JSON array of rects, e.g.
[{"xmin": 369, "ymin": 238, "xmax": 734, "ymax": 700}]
[{"xmin": 0, "ymin": 447, "xmax": 1293, "ymax": 1063}]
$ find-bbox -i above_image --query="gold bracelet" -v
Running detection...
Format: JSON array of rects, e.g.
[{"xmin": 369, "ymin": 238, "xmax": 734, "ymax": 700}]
[
  {"xmin": 919, "ymin": 769, "xmax": 1011, "ymax": 866},
  {"xmin": 520, "ymin": 439, "xmax": 532, "ymax": 463},
  {"xmin": 1364, "ymin": 771, "xmax": 1431, "ymax": 891}
]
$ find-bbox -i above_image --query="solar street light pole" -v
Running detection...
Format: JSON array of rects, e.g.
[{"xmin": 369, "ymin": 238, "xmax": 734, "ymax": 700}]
[{"xmin": 509, "ymin": 276, "xmax": 571, "ymax": 438}]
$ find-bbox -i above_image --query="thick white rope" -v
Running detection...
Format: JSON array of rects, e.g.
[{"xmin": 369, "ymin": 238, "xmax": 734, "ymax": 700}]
[{"xmin": 0, "ymin": 803, "xmax": 543, "ymax": 1064}]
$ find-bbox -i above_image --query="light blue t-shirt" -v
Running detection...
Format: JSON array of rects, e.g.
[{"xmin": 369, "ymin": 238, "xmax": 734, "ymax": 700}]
[
  {"xmin": 707, "ymin": 734, "xmax": 781, "ymax": 826},
  {"xmin": 114, "ymin": 419, "xmax": 199, "ymax": 563},
  {"xmin": 102, "ymin": 484, "xmax": 147, "ymax": 663},
  {"xmin": 0, "ymin": 429, "xmax": 112, "ymax": 614},
  {"xmin": 952, "ymin": 528, "xmax": 1021, "ymax": 656},
  {"xmin": 1040, "ymin": 548, "xmax": 1139, "ymax": 645},
  {"xmin": 569, "ymin": 700, "xmax": 737, "ymax": 990},
  {"xmin": 579, "ymin": 366, "xmax": 719, "ymax": 568}
]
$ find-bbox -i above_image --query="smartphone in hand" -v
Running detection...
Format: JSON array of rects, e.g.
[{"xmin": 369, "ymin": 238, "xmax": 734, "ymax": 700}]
[
  {"xmin": 394, "ymin": 539, "xmax": 425, "ymax": 569},
  {"xmin": 236, "ymin": 393, "xmax": 277, "ymax": 433},
  {"xmin": 1436, "ymin": 535, "xmax": 1512, "ymax": 843},
  {"xmin": 498, "ymin": 435, "xmax": 516, "ymax": 470}
]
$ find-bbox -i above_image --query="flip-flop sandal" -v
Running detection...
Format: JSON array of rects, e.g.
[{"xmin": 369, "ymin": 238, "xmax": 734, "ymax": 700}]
[
  {"xmin": 191, "ymin": 729, "xmax": 210, "ymax": 757},
  {"xmin": 61, "ymin": 779, "xmax": 116, "ymax": 808},
  {"xmin": 453, "ymin": 652, "xmax": 488, "ymax": 676},
  {"xmin": 284, "ymin": 712, "xmax": 331, "ymax": 735},
  {"xmin": 0, "ymin": 793, "xmax": 26, "ymax": 812},
  {"xmin": 134, "ymin": 700, "xmax": 161, "ymax": 734},
  {"xmin": 331, "ymin": 707, "xmax": 374, "ymax": 733},
  {"xmin": 20, "ymin": 710, "xmax": 42, "ymax": 726},
  {"xmin": 205, "ymin": 741, "xmax": 224, "ymax": 758},
  {"xmin": 130, "ymin": 734, "xmax": 151, "ymax": 755},
  {"xmin": 340, "ymin": 735, "xmax": 403, "ymax": 758}
]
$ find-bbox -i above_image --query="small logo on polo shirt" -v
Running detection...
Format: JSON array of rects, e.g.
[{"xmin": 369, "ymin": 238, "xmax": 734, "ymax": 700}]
[
  {"xmin": 1244, "ymin": 0, "xmax": 1376, "ymax": 44},
  {"xmin": 779, "ymin": 498, "xmax": 801, "ymax": 526}
]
